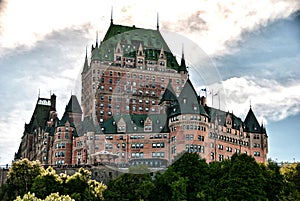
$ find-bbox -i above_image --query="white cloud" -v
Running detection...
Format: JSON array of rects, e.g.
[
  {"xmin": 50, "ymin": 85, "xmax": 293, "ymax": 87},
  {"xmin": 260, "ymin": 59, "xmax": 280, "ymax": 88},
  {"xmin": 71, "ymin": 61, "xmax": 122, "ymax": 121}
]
[
  {"xmin": 220, "ymin": 76, "xmax": 300, "ymax": 123},
  {"xmin": 1, "ymin": 0, "xmax": 299, "ymax": 57}
]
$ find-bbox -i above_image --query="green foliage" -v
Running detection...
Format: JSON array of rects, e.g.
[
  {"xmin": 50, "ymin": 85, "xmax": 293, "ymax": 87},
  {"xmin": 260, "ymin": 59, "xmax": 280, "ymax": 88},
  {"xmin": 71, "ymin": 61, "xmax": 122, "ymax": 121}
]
[
  {"xmin": 128, "ymin": 164, "xmax": 151, "ymax": 174},
  {"xmin": 4, "ymin": 159, "xmax": 44, "ymax": 200},
  {"xmin": 0, "ymin": 159, "xmax": 106, "ymax": 201},
  {"xmin": 103, "ymin": 172, "xmax": 155, "ymax": 201},
  {"xmin": 280, "ymin": 163, "xmax": 300, "ymax": 200},
  {"xmin": 14, "ymin": 192, "xmax": 75, "ymax": 201},
  {"xmin": 216, "ymin": 153, "xmax": 267, "ymax": 200},
  {"xmin": 31, "ymin": 167, "xmax": 63, "ymax": 199}
]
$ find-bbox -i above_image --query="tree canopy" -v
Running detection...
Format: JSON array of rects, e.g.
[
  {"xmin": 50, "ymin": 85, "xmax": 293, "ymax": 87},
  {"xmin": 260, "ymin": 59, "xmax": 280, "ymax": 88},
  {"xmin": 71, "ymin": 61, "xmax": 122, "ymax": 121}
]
[{"xmin": 1, "ymin": 154, "xmax": 300, "ymax": 201}]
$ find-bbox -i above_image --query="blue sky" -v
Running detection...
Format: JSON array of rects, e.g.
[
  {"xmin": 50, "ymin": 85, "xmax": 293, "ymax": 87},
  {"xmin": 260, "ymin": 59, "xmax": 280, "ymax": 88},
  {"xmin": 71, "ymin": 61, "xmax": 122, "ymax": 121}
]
[{"xmin": 0, "ymin": 0, "xmax": 299, "ymax": 165}]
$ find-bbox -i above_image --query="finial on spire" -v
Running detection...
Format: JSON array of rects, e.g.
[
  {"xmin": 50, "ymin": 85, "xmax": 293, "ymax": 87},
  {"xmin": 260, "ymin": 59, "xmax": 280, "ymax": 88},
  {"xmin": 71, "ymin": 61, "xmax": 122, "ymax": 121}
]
[
  {"xmin": 38, "ymin": 89, "xmax": 40, "ymax": 98},
  {"xmin": 85, "ymin": 45, "xmax": 87, "ymax": 58},
  {"xmin": 111, "ymin": 6, "xmax": 113, "ymax": 24},
  {"xmin": 157, "ymin": 12, "xmax": 159, "ymax": 30},
  {"xmin": 250, "ymin": 99, "xmax": 252, "ymax": 108},
  {"xmin": 182, "ymin": 43, "xmax": 185, "ymax": 59},
  {"xmin": 96, "ymin": 31, "xmax": 98, "ymax": 48}
]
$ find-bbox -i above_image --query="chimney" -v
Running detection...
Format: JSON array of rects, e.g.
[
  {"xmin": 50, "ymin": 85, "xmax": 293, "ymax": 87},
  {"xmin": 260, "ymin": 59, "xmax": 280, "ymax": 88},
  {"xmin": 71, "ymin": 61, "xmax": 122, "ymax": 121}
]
[
  {"xmin": 51, "ymin": 94, "xmax": 56, "ymax": 111},
  {"xmin": 200, "ymin": 96, "xmax": 206, "ymax": 106}
]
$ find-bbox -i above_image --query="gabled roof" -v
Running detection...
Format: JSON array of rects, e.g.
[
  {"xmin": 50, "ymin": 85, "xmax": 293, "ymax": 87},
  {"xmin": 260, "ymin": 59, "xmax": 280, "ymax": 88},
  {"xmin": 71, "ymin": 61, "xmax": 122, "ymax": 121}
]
[
  {"xmin": 244, "ymin": 107, "xmax": 262, "ymax": 133},
  {"xmin": 65, "ymin": 95, "xmax": 82, "ymax": 114}
]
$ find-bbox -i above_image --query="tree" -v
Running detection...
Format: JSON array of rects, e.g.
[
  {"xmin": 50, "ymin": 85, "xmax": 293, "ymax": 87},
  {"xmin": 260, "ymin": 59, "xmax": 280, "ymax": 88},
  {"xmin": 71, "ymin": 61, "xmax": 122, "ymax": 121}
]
[
  {"xmin": 280, "ymin": 162, "xmax": 300, "ymax": 200},
  {"xmin": 260, "ymin": 159, "xmax": 284, "ymax": 201},
  {"xmin": 14, "ymin": 192, "xmax": 74, "ymax": 201},
  {"xmin": 170, "ymin": 152, "xmax": 210, "ymax": 201},
  {"xmin": 30, "ymin": 167, "xmax": 63, "ymax": 199},
  {"xmin": 104, "ymin": 171, "xmax": 155, "ymax": 201},
  {"xmin": 3, "ymin": 159, "xmax": 44, "ymax": 200},
  {"xmin": 64, "ymin": 168, "xmax": 106, "ymax": 201},
  {"xmin": 216, "ymin": 153, "xmax": 267, "ymax": 201}
]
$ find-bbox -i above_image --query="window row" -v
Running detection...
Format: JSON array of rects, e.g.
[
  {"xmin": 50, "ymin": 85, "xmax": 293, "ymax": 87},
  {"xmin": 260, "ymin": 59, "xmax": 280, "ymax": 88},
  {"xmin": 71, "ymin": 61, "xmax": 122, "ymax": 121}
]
[
  {"xmin": 131, "ymin": 143, "xmax": 144, "ymax": 149},
  {"xmin": 131, "ymin": 152, "xmax": 144, "ymax": 158},
  {"xmin": 152, "ymin": 143, "xmax": 165, "ymax": 148},
  {"xmin": 55, "ymin": 151, "xmax": 65, "ymax": 157},
  {"xmin": 182, "ymin": 125, "xmax": 206, "ymax": 131},
  {"xmin": 55, "ymin": 143, "xmax": 66, "ymax": 149},
  {"xmin": 185, "ymin": 144, "xmax": 204, "ymax": 153},
  {"xmin": 152, "ymin": 152, "xmax": 165, "ymax": 158}
]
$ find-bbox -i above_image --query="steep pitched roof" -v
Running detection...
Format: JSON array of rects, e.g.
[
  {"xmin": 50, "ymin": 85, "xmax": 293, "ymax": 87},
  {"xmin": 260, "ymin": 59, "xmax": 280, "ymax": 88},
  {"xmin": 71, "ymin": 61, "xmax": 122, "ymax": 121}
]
[
  {"xmin": 176, "ymin": 79, "xmax": 200, "ymax": 114},
  {"xmin": 82, "ymin": 48, "xmax": 89, "ymax": 74},
  {"xmin": 24, "ymin": 98, "xmax": 52, "ymax": 133},
  {"xmin": 244, "ymin": 107, "xmax": 262, "ymax": 133},
  {"xmin": 96, "ymin": 23, "xmax": 179, "ymax": 70},
  {"xmin": 178, "ymin": 52, "xmax": 187, "ymax": 73},
  {"xmin": 160, "ymin": 80, "xmax": 177, "ymax": 104},
  {"xmin": 77, "ymin": 116, "xmax": 95, "ymax": 135},
  {"xmin": 59, "ymin": 112, "xmax": 74, "ymax": 127},
  {"xmin": 65, "ymin": 95, "xmax": 82, "ymax": 114}
]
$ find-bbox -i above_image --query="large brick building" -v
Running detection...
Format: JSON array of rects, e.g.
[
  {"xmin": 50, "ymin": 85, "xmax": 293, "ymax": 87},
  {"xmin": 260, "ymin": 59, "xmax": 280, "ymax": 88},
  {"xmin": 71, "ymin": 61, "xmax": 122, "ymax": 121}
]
[{"xmin": 15, "ymin": 18, "xmax": 268, "ymax": 169}]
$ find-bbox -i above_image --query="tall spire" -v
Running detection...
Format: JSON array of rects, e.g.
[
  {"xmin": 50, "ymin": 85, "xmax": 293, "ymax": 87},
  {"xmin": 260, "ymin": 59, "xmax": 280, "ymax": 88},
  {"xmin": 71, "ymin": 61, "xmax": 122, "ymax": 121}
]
[
  {"xmin": 157, "ymin": 12, "xmax": 159, "ymax": 30},
  {"xmin": 111, "ymin": 6, "xmax": 113, "ymax": 24},
  {"xmin": 96, "ymin": 31, "xmax": 98, "ymax": 48},
  {"xmin": 179, "ymin": 43, "xmax": 187, "ymax": 74}
]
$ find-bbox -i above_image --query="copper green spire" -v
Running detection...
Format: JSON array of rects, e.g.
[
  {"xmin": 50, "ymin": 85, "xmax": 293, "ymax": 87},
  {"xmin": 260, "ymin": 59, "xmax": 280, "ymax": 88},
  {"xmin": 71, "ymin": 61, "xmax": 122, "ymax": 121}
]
[
  {"xmin": 157, "ymin": 12, "xmax": 159, "ymax": 30},
  {"xmin": 179, "ymin": 44, "xmax": 187, "ymax": 73},
  {"xmin": 82, "ymin": 46, "xmax": 89, "ymax": 73},
  {"xmin": 111, "ymin": 6, "xmax": 113, "ymax": 24}
]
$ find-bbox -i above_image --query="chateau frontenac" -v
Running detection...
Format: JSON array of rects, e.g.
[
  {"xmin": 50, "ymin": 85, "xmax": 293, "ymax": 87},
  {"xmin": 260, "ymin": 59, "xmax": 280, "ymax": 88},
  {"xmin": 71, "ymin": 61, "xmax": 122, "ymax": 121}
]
[{"xmin": 15, "ymin": 18, "xmax": 268, "ymax": 169}]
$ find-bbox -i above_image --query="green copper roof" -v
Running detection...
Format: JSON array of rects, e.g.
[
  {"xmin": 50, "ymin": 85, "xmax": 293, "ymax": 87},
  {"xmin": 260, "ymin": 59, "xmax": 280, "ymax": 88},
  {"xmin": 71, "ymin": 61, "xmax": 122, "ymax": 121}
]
[
  {"xmin": 160, "ymin": 80, "xmax": 177, "ymax": 104},
  {"xmin": 77, "ymin": 116, "xmax": 95, "ymax": 136},
  {"xmin": 178, "ymin": 53, "xmax": 188, "ymax": 73},
  {"xmin": 82, "ymin": 49, "xmax": 89, "ymax": 74},
  {"xmin": 91, "ymin": 23, "xmax": 179, "ymax": 70},
  {"xmin": 103, "ymin": 114, "xmax": 169, "ymax": 134}
]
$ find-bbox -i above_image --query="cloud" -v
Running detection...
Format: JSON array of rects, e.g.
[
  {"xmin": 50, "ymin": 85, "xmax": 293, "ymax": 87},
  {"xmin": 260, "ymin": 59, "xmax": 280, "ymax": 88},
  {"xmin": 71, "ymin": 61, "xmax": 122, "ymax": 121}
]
[
  {"xmin": 161, "ymin": 0, "xmax": 300, "ymax": 56},
  {"xmin": 1, "ymin": 0, "xmax": 299, "ymax": 57},
  {"xmin": 220, "ymin": 76, "xmax": 300, "ymax": 123}
]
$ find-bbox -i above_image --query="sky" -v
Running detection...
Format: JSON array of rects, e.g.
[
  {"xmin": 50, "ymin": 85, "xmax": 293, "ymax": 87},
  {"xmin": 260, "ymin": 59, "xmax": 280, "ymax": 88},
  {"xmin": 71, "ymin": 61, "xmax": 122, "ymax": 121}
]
[{"xmin": 0, "ymin": 0, "xmax": 299, "ymax": 165}]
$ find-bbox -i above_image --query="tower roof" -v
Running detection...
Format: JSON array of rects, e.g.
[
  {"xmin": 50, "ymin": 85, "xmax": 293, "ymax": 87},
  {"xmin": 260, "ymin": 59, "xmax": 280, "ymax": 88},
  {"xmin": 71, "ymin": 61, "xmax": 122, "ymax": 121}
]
[
  {"xmin": 244, "ymin": 107, "xmax": 262, "ymax": 133},
  {"xmin": 178, "ymin": 49, "xmax": 187, "ymax": 73},
  {"xmin": 82, "ymin": 47, "xmax": 89, "ymax": 74},
  {"xmin": 65, "ymin": 95, "xmax": 82, "ymax": 114},
  {"xmin": 160, "ymin": 80, "xmax": 177, "ymax": 104}
]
